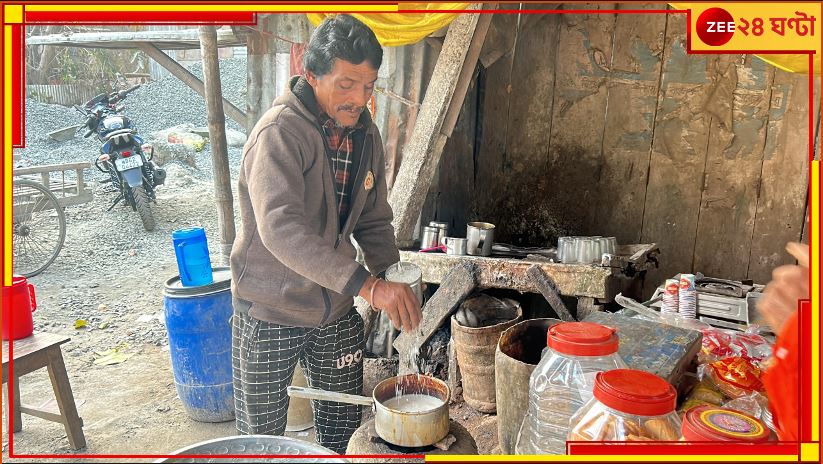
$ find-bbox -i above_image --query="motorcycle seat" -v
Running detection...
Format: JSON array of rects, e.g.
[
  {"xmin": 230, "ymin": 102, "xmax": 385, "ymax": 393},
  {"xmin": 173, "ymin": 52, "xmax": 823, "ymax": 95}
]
[{"xmin": 104, "ymin": 129, "xmax": 135, "ymax": 144}]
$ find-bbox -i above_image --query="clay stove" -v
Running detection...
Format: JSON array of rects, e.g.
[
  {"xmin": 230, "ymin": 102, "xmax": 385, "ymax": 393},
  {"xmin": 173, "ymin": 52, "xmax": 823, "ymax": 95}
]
[{"xmin": 346, "ymin": 418, "xmax": 478, "ymax": 460}]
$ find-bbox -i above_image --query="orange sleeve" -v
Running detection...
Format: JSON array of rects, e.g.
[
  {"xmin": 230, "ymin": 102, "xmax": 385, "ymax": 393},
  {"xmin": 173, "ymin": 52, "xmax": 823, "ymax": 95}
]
[{"xmin": 762, "ymin": 310, "xmax": 799, "ymax": 441}]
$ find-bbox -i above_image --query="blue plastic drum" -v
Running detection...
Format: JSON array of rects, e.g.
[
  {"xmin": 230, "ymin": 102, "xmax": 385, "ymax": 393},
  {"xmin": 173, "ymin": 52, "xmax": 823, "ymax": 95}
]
[
  {"xmin": 171, "ymin": 227, "xmax": 214, "ymax": 287},
  {"xmin": 163, "ymin": 267, "xmax": 234, "ymax": 422}
]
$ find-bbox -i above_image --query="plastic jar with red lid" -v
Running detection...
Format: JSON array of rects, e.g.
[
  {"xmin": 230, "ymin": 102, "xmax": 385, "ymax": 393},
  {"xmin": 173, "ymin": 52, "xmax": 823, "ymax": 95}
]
[
  {"xmin": 681, "ymin": 405, "xmax": 771, "ymax": 443},
  {"xmin": 515, "ymin": 322, "xmax": 627, "ymax": 455},
  {"xmin": 568, "ymin": 369, "xmax": 682, "ymax": 442}
]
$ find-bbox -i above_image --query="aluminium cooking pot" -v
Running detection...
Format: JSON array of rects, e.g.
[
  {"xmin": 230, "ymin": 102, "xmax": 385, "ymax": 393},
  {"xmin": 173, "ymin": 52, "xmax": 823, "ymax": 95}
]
[{"xmin": 288, "ymin": 373, "xmax": 450, "ymax": 447}]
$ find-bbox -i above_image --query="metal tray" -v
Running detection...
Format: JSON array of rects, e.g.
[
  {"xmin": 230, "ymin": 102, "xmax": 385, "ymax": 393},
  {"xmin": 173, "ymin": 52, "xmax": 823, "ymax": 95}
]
[{"xmin": 154, "ymin": 435, "xmax": 348, "ymax": 463}]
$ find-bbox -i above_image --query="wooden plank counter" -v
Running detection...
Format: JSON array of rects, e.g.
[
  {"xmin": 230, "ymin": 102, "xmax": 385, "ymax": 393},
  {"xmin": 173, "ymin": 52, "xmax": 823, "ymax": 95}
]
[
  {"xmin": 400, "ymin": 250, "xmax": 612, "ymax": 299},
  {"xmin": 399, "ymin": 242, "xmax": 658, "ymax": 301}
]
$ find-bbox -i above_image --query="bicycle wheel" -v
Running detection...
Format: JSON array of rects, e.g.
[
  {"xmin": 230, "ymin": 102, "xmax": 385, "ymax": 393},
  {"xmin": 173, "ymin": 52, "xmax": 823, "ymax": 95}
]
[{"xmin": 12, "ymin": 179, "xmax": 67, "ymax": 277}]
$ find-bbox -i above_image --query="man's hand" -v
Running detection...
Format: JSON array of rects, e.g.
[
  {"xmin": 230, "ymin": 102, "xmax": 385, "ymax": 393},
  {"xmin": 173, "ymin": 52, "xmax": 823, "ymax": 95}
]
[
  {"xmin": 757, "ymin": 242, "xmax": 809, "ymax": 333},
  {"xmin": 360, "ymin": 276, "xmax": 422, "ymax": 331}
]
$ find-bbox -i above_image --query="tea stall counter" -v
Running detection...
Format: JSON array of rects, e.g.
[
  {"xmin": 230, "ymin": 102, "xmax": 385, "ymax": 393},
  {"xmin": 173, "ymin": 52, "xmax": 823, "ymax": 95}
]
[{"xmin": 398, "ymin": 243, "xmax": 659, "ymax": 312}]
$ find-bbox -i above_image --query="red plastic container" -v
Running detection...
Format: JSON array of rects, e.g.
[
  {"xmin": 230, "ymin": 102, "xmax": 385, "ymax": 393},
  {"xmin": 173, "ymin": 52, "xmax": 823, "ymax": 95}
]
[
  {"xmin": 2, "ymin": 275, "xmax": 37, "ymax": 340},
  {"xmin": 682, "ymin": 405, "xmax": 770, "ymax": 443},
  {"xmin": 547, "ymin": 321, "xmax": 619, "ymax": 356},
  {"xmin": 593, "ymin": 369, "xmax": 677, "ymax": 416}
]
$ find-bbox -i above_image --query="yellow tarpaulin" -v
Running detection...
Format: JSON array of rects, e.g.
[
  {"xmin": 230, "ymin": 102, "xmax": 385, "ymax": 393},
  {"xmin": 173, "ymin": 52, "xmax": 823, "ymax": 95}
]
[
  {"xmin": 756, "ymin": 55, "xmax": 820, "ymax": 75},
  {"xmin": 306, "ymin": 3, "xmax": 470, "ymax": 47},
  {"xmin": 309, "ymin": 4, "xmax": 818, "ymax": 72}
]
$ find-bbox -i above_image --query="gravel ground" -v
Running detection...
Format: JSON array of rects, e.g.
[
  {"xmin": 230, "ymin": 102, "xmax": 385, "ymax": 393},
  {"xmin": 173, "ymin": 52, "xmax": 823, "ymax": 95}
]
[{"xmin": 126, "ymin": 57, "xmax": 247, "ymax": 136}]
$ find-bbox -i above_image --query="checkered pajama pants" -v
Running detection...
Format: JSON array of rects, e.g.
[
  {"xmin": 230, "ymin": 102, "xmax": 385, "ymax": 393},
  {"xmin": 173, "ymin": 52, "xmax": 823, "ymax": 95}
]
[{"xmin": 231, "ymin": 307, "xmax": 365, "ymax": 454}]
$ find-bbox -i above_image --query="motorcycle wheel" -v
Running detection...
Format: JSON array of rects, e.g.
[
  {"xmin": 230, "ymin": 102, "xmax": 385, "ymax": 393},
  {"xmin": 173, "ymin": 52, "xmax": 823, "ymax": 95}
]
[{"xmin": 132, "ymin": 186, "xmax": 156, "ymax": 231}]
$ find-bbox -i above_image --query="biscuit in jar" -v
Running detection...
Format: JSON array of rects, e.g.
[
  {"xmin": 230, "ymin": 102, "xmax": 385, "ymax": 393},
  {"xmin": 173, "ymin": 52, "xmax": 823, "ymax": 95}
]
[
  {"xmin": 644, "ymin": 418, "xmax": 679, "ymax": 441},
  {"xmin": 573, "ymin": 412, "xmax": 608, "ymax": 440},
  {"xmin": 621, "ymin": 419, "xmax": 646, "ymax": 438}
]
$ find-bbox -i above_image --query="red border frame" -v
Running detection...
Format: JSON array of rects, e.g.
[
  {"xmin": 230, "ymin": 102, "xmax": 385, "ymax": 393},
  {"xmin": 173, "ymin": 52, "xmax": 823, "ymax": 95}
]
[{"xmin": 2, "ymin": 1, "xmax": 820, "ymax": 461}]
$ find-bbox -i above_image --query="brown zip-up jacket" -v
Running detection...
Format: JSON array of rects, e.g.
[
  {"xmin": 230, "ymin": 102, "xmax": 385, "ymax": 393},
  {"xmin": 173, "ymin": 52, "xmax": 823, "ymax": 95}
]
[{"xmin": 230, "ymin": 76, "xmax": 399, "ymax": 327}]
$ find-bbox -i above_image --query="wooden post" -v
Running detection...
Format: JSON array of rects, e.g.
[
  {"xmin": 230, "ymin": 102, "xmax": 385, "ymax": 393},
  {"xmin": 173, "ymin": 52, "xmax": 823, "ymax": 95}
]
[
  {"xmin": 245, "ymin": 25, "xmax": 266, "ymax": 134},
  {"xmin": 388, "ymin": 4, "xmax": 493, "ymax": 247},
  {"xmin": 394, "ymin": 262, "xmax": 477, "ymax": 375},
  {"xmin": 137, "ymin": 42, "xmax": 248, "ymax": 128},
  {"xmin": 199, "ymin": 26, "xmax": 236, "ymax": 265},
  {"xmin": 245, "ymin": 15, "xmax": 277, "ymax": 133},
  {"xmin": 387, "ymin": 41, "xmax": 428, "ymax": 191},
  {"xmin": 526, "ymin": 265, "xmax": 575, "ymax": 322},
  {"xmin": 447, "ymin": 337, "xmax": 462, "ymax": 401}
]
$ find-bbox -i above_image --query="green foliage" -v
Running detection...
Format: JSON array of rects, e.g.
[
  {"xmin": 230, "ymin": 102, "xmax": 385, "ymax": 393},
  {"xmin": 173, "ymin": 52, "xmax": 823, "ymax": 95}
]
[
  {"xmin": 27, "ymin": 25, "xmax": 148, "ymax": 90},
  {"xmin": 52, "ymin": 47, "xmax": 121, "ymax": 91}
]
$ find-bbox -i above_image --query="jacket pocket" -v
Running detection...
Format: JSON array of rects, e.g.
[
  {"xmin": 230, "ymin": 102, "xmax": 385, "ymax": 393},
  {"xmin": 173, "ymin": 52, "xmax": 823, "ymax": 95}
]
[
  {"xmin": 239, "ymin": 239, "xmax": 286, "ymax": 301},
  {"xmin": 280, "ymin": 266, "xmax": 319, "ymax": 299}
]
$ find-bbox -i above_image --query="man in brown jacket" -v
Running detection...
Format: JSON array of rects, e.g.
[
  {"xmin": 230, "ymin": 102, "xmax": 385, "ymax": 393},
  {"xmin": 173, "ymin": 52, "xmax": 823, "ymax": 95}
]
[{"xmin": 230, "ymin": 14, "xmax": 421, "ymax": 453}]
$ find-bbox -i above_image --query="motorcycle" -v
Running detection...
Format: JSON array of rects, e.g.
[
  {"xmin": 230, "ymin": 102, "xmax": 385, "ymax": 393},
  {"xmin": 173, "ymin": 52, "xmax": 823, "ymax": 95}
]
[{"xmin": 75, "ymin": 84, "xmax": 166, "ymax": 231}]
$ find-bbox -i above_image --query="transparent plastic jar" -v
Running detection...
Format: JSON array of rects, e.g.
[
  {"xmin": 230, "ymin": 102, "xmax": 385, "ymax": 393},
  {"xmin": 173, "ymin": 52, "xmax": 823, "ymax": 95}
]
[
  {"xmin": 515, "ymin": 322, "xmax": 627, "ymax": 455},
  {"xmin": 568, "ymin": 369, "xmax": 682, "ymax": 443}
]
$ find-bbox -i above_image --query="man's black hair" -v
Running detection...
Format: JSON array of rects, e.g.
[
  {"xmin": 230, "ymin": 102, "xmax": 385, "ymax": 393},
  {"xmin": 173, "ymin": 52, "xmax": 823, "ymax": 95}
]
[{"xmin": 303, "ymin": 14, "xmax": 383, "ymax": 77}]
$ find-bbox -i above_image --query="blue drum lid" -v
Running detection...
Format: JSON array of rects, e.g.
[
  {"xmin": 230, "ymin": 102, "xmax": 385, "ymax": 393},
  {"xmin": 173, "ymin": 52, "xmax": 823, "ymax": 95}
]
[{"xmin": 165, "ymin": 266, "xmax": 231, "ymax": 297}]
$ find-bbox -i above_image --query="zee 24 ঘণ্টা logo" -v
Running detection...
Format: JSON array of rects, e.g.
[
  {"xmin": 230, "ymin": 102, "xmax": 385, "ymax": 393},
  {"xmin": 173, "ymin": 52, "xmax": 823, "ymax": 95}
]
[{"xmin": 695, "ymin": 7, "xmax": 816, "ymax": 47}]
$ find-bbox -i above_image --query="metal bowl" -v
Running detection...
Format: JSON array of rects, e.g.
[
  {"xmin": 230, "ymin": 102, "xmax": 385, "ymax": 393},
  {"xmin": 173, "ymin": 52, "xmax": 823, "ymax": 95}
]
[{"xmin": 154, "ymin": 435, "xmax": 347, "ymax": 463}]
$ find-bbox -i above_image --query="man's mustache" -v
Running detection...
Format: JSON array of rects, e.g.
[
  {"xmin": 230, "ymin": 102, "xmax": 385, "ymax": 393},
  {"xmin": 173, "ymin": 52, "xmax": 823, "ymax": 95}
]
[{"xmin": 337, "ymin": 105, "xmax": 364, "ymax": 113}]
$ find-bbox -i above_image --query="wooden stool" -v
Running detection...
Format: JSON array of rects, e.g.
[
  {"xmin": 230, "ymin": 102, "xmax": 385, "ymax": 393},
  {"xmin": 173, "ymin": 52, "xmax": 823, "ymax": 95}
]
[{"xmin": 2, "ymin": 332, "xmax": 86, "ymax": 449}]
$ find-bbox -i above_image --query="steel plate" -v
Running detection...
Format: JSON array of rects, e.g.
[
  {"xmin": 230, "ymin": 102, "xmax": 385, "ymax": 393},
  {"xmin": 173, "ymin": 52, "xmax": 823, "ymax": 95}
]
[{"xmin": 154, "ymin": 435, "xmax": 347, "ymax": 463}]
